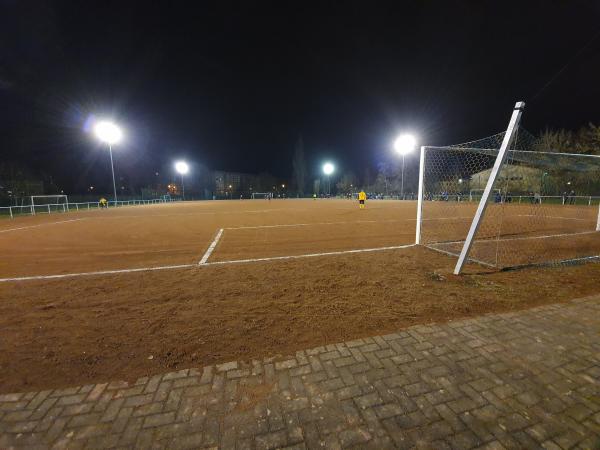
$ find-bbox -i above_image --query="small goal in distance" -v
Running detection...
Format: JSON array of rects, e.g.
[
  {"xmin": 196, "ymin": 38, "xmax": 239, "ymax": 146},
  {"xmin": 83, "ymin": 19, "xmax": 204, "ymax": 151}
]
[
  {"xmin": 30, "ymin": 195, "xmax": 69, "ymax": 214},
  {"xmin": 251, "ymin": 192, "xmax": 272, "ymax": 199}
]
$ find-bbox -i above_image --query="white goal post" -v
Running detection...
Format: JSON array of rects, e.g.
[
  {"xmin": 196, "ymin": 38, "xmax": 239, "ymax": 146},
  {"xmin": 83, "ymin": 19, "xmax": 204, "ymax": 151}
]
[
  {"xmin": 30, "ymin": 195, "xmax": 69, "ymax": 214},
  {"xmin": 251, "ymin": 192, "xmax": 272, "ymax": 199},
  {"xmin": 416, "ymin": 101, "xmax": 600, "ymax": 273},
  {"xmin": 454, "ymin": 102, "xmax": 525, "ymax": 274},
  {"xmin": 30, "ymin": 195, "xmax": 69, "ymax": 205}
]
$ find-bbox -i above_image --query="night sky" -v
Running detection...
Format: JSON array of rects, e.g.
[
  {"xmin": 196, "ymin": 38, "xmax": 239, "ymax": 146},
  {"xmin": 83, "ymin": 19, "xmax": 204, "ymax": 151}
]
[{"xmin": 1, "ymin": 1, "xmax": 600, "ymax": 193}]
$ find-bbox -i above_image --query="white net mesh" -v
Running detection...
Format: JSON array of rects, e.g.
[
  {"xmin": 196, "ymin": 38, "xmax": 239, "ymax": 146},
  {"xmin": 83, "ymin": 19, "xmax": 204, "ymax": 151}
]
[{"xmin": 420, "ymin": 127, "xmax": 600, "ymax": 269}]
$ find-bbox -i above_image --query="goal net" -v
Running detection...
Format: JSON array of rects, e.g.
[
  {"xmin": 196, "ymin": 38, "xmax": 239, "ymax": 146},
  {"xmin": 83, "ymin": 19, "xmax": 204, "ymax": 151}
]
[
  {"xmin": 30, "ymin": 195, "xmax": 69, "ymax": 213},
  {"xmin": 251, "ymin": 192, "xmax": 271, "ymax": 199},
  {"xmin": 417, "ymin": 104, "xmax": 600, "ymax": 272},
  {"xmin": 468, "ymin": 188, "xmax": 500, "ymax": 202}
]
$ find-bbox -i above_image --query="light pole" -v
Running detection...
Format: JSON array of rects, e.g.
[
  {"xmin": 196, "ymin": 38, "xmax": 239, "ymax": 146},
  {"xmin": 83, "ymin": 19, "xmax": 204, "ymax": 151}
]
[
  {"xmin": 94, "ymin": 120, "xmax": 123, "ymax": 204},
  {"xmin": 323, "ymin": 162, "xmax": 335, "ymax": 196},
  {"xmin": 394, "ymin": 134, "xmax": 417, "ymax": 199},
  {"xmin": 175, "ymin": 161, "xmax": 189, "ymax": 200}
]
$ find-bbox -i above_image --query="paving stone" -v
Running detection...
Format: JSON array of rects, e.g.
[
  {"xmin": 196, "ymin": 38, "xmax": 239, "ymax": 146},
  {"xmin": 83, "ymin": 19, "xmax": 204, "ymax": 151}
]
[
  {"xmin": 143, "ymin": 411, "xmax": 176, "ymax": 428},
  {"xmin": 338, "ymin": 426, "xmax": 372, "ymax": 446},
  {"xmin": 2, "ymin": 298, "xmax": 600, "ymax": 449},
  {"xmin": 354, "ymin": 392, "xmax": 383, "ymax": 409},
  {"xmin": 255, "ymin": 430, "xmax": 288, "ymax": 449}
]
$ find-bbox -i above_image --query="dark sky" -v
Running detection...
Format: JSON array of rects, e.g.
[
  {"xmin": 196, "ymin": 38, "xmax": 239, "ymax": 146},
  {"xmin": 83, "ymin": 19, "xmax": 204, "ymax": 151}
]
[{"xmin": 1, "ymin": 0, "xmax": 600, "ymax": 193}]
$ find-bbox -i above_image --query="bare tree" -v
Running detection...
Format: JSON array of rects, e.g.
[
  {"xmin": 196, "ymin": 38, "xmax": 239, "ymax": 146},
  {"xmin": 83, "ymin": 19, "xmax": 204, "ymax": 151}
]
[
  {"xmin": 574, "ymin": 123, "xmax": 600, "ymax": 155},
  {"xmin": 534, "ymin": 128, "xmax": 573, "ymax": 153},
  {"xmin": 534, "ymin": 124, "xmax": 600, "ymax": 155},
  {"xmin": 336, "ymin": 171, "xmax": 357, "ymax": 194}
]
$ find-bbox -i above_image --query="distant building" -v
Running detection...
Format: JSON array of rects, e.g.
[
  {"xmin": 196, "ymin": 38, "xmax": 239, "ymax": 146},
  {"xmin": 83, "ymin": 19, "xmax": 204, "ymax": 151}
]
[{"xmin": 469, "ymin": 165, "xmax": 543, "ymax": 193}]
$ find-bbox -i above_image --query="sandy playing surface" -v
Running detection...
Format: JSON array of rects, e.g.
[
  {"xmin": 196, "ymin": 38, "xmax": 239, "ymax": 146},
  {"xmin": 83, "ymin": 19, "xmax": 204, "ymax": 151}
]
[{"xmin": 1, "ymin": 199, "xmax": 599, "ymax": 393}]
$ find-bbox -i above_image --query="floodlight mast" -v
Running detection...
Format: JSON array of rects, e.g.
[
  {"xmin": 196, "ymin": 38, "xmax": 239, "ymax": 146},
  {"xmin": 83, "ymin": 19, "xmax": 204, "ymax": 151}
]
[
  {"xmin": 394, "ymin": 134, "xmax": 417, "ymax": 198},
  {"xmin": 322, "ymin": 162, "xmax": 335, "ymax": 196},
  {"xmin": 94, "ymin": 121, "xmax": 123, "ymax": 204},
  {"xmin": 175, "ymin": 161, "xmax": 189, "ymax": 201}
]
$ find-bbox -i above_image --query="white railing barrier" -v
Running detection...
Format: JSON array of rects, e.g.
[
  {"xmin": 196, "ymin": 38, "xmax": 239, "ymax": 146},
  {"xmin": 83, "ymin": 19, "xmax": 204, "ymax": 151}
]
[
  {"xmin": 426, "ymin": 194, "xmax": 600, "ymax": 205},
  {"xmin": 0, "ymin": 197, "xmax": 179, "ymax": 219}
]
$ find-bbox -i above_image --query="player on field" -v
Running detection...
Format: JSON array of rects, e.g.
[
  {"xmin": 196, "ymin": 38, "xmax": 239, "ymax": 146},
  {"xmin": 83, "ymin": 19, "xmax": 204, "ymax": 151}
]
[
  {"xmin": 358, "ymin": 190, "xmax": 366, "ymax": 209},
  {"xmin": 99, "ymin": 197, "xmax": 108, "ymax": 208}
]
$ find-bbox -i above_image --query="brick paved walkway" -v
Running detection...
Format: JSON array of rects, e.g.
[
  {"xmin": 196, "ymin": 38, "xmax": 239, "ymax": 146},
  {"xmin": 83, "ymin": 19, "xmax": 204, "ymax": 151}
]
[{"xmin": 1, "ymin": 297, "xmax": 599, "ymax": 450}]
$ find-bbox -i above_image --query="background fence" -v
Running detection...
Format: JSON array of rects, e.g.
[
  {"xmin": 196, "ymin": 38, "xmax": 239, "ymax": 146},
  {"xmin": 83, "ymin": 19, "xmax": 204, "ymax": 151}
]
[{"xmin": 0, "ymin": 198, "xmax": 176, "ymax": 219}]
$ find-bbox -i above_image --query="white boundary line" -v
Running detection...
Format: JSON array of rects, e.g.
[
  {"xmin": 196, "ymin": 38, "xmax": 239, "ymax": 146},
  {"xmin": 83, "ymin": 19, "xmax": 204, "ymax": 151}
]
[
  {"xmin": 517, "ymin": 214, "xmax": 590, "ymax": 222},
  {"xmin": 225, "ymin": 216, "xmax": 475, "ymax": 231},
  {"xmin": 0, "ymin": 264, "xmax": 196, "ymax": 283},
  {"xmin": 0, "ymin": 218, "xmax": 87, "ymax": 234},
  {"xmin": 0, "ymin": 243, "xmax": 416, "ymax": 282},
  {"xmin": 199, "ymin": 228, "xmax": 224, "ymax": 264},
  {"xmin": 225, "ymin": 219, "xmax": 402, "ymax": 230},
  {"xmin": 205, "ymin": 244, "xmax": 416, "ymax": 266}
]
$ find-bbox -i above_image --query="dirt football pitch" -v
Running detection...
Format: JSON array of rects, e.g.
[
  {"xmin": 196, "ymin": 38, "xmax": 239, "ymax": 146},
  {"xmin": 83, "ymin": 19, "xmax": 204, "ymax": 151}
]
[{"xmin": 1, "ymin": 198, "xmax": 600, "ymax": 394}]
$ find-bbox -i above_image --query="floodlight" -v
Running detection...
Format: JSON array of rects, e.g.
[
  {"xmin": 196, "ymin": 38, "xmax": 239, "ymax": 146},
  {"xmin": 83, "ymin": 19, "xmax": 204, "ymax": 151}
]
[
  {"xmin": 174, "ymin": 161, "xmax": 190, "ymax": 200},
  {"xmin": 93, "ymin": 119, "xmax": 123, "ymax": 203},
  {"xmin": 94, "ymin": 121, "xmax": 122, "ymax": 145},
  {"xmin": 394, "ymin": 134, "xmax": 417, "ymax": 199},
  {"xmin": 323, "ymin": 162, "xmax": 335, "ymax": 175},
  {"xmin": 175, "ymin": 161, "xmax": 189, "ymax": 175},
  {"xmin": 394, "ymin": 134, "xmax": 416, "ymax": 156}
]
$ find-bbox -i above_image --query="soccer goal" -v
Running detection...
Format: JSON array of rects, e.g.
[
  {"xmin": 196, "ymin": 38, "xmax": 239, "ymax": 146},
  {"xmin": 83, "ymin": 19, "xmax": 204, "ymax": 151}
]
[
  {"xmin": 416, "ymin": 101, "xmax": 600, "ymax": 273},
  {"xmin": 30, "ymin": 195, "xmax": 69, "ymax": 214},
  {"xmin": 251, "ymin": 192, "xmax": 271, "ymax": 199}
]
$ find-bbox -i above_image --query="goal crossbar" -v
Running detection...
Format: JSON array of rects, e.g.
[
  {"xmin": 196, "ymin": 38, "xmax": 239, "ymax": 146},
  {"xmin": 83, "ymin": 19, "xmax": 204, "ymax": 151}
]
[{"xmin": 30, "ymin": 195, "xmax": 69, "ymax": 205}]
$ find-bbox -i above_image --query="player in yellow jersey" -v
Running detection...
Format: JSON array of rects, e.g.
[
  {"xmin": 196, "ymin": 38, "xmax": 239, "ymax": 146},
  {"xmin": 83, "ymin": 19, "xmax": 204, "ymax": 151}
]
[
  {"xmin": 99, "ymin": 197, "xmax": 108, "ymax": 208},
  {"xmin": 358, "ymin": 190, "xmax": 366, "ymax": 209}
]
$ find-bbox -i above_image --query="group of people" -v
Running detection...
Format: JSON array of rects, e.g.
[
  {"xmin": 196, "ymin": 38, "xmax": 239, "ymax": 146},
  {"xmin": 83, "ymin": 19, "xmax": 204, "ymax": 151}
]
[{"xmin": 562, "ymin": 190, "xmax": 577, "ymax": 205}]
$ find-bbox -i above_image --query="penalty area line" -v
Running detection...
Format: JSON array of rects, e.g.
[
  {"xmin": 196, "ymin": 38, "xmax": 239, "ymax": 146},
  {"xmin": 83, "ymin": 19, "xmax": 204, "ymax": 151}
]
[
  {"xmin": 199, "ymin": 228, "xmax": 224, "ymax": 265},
  {"xmin": 0, "ymin": 243, "xmax": 417, "ymax": 282},
  {"xmin": 0, "ymin": 264, "xmax": 197, "ymax": 283},
  {"xmin": 203, "ymin": 244, "xmax": 416, "ymax": 266}
]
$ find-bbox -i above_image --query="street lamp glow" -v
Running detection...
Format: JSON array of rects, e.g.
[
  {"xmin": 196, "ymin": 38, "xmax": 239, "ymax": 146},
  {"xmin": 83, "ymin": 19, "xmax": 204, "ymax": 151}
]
[
  {"xmin": 94, "ymin": 121, "xmax": 122, "ymax": 145},
  {"xmin": 175, "ymin": 161, "xmax": 189, "ymax": 174},
  {"xmin": 394, "ymin": 134, "xmax": 416, "ymax": 156},
  {"xmin": 323, "ymin": 162, "xmax": 335, "ymax": 175}
]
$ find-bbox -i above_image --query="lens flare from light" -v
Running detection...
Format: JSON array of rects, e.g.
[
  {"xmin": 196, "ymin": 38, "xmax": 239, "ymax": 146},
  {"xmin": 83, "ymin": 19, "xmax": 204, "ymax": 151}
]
[
  {"xmin": 94, "ymin": 121, "xmax": 122, "ymax": 144},
  {"xmin": 394, "ymin": 134, "xmax": 417, "ymax": 156},
  {"xmin": 323, "ymin": 162, "xmax": 335, "ymax": 175},
  {"xmin": 175, "ymin": 161, "xmax": 189, "ymax": 175}
]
